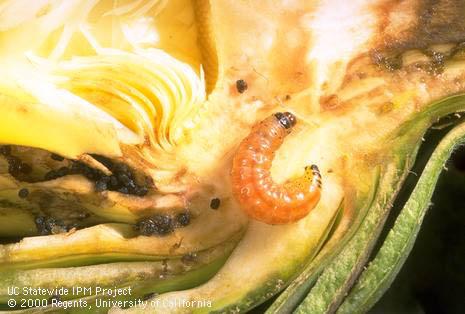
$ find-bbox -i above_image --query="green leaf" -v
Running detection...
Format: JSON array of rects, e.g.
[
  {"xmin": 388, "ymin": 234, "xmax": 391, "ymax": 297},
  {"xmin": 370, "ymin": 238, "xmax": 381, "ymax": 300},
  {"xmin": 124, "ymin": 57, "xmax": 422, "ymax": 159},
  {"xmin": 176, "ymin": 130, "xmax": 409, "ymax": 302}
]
[{"xmin": 337, "ymin": 121, "xmax": 465, "ymax": 313}]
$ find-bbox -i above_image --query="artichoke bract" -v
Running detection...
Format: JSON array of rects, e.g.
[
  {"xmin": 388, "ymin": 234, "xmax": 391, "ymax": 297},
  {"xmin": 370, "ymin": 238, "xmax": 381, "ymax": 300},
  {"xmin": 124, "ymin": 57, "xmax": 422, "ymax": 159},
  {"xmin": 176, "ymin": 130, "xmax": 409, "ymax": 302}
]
[{"xmin": 1, "ymin": 0, "xmax": 465, "ymax": 313}]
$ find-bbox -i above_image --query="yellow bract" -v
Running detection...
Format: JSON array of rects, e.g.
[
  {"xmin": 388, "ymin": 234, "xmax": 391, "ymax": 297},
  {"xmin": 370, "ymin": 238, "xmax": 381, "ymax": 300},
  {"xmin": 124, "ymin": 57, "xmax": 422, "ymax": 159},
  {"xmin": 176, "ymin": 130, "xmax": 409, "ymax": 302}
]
[
  {"xmin": 0, "ymin": 78, "xmax": 129, "ymax": 158},
  {"xmin": 52, "ymin": 49, "xmax": 206, "ymax": 152},
  {"xmin": 0, "ymin": 0, "xmax": 206, "ymax": 161}
]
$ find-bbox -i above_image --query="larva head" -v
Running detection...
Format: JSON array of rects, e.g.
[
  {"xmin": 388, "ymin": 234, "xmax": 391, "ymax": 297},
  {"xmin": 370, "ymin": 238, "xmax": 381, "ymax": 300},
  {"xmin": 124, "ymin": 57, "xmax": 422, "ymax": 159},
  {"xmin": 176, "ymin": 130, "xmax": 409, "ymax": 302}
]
[{"xmin": 274, "ymin": 112, "xmax": 297, "ymax": 129}]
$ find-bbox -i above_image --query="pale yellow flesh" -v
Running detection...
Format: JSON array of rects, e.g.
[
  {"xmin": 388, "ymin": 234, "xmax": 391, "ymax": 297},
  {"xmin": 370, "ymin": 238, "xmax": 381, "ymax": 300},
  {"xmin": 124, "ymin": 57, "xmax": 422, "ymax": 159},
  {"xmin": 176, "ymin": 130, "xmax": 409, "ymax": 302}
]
[
  {"xmin": 0, "ymin": 83, "xmax": 125, "ymax": 159},
  {"xmin": 2, "ymin": 0, "xmax": 465, "ymax": 313},
  {"xmin": 0, "ymin": 0, "xmax": 204, "ymax": 162},
  {"xmin": 116, "ymin": 0, "xmax": 465, "ymax": 312}
]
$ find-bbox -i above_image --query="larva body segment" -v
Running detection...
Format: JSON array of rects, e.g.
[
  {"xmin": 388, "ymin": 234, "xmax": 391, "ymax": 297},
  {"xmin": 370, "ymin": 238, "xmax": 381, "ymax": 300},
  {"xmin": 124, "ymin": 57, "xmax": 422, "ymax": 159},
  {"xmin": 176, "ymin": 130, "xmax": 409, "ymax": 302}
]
[{"xmin": 231, "ymin": 112, "xmax": 322, "ymax": 224}]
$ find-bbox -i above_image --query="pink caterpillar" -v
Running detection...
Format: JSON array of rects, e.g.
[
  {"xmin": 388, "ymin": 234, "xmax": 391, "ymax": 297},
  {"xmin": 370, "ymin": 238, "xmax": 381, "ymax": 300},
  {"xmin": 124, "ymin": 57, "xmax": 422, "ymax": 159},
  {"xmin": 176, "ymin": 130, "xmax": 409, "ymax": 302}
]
[{"xmin": 231, "ymin": 112, "xmax": 322, "ymax": 225}]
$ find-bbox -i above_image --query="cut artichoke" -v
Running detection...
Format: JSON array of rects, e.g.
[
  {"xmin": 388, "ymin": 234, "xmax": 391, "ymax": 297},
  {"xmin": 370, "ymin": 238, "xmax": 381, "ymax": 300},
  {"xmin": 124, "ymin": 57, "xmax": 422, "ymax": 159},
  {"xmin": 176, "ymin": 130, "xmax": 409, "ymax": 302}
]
[{"xmin": 1, "ymin": 0, "xmax": 465, "ymax": 313}]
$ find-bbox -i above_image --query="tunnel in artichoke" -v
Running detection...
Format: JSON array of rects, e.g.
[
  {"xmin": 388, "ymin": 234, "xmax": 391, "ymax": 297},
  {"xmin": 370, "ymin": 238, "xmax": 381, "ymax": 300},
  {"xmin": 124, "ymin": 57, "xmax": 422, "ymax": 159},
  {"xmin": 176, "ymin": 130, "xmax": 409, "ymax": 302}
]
[{"xmin": 1, "ymin": 0, "xmax": 465, "ymax": 313}]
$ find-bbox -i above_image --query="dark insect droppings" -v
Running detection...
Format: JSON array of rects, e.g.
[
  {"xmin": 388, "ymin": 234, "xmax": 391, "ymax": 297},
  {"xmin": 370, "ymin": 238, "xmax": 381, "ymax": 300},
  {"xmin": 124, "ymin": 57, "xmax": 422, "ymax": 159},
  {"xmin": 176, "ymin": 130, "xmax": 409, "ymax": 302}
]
[
  {"xmin": 18, "ymin": 162, "xmax": 32, "ymax": 174},
  {"xmin": 34, "ymin": 216, "xmax": 69, "ymax": 235},
  {"xmin": 44, "ymin": 170, "xmax": 58, "ymax": 181},
  {"xmin": 18, "ymin": 188, "xmax": 29, "ymax": 199},
  {"xmin": 7, "ymin": 156, "xmax": 21, "ymax": 174},
  {"xmin": 210, "ymin": 198, "xmax": 221, "ymax": 209},
  {"xmin": 95, "ymin": 180, "xmax": 108, "ymax": 192},
  {"xmin": 109, "ymin": 175, "xmax": 119, "ymax": 188},
  {"xmin": 118, "ymin": 187, "xmax": 129, "ymax": 194},
  {"xmin": 118, "ymin": 173, "xmax": 131, "ymax": 185},
  {"xmin": 135, "ymin": 186, "xmax": 148, "ymax": 197},
  {"xmin": 6, "ymin": 155, "xmax": 34, "ymax": 181},
  {"xmin": 135, "ymin": 214, "xmax": 174, "ymax": 236},
  {"xmin": 42, "ymin": 154, "xmax": 151, "ymax": 196},
  {"xmin": 176, "ymin": 212, "xmax": 191, "ymax": 227},
  {"xmin": 0, "ymin": 145, "xmax": 11, "ymax": 156},
  {"xmin": 56, "ymin": 167, "xmax": 69, "ymax": 177},
  {"xmin": 236, "ymin": 79, "xmax": 248, "ymax": 93}
]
